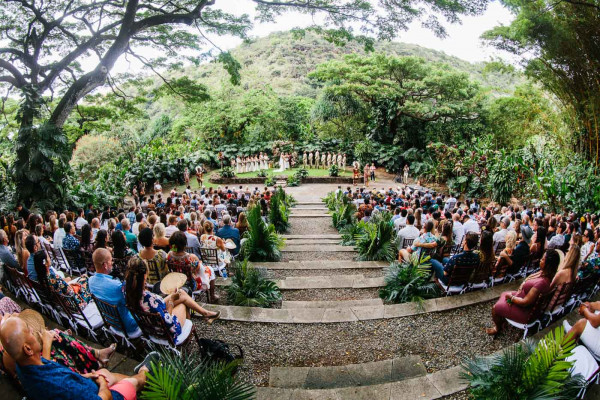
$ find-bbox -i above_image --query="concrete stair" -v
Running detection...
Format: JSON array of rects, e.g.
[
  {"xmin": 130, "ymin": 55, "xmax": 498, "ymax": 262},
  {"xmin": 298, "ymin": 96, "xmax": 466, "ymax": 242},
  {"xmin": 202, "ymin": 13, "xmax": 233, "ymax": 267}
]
[
  {"xmin": 252, "ymin": 260, "xmax": 387, "ymax": 270},
  {"xmin": 281, "ymin": 298, "xmax": 384, "ymax": 309},
  {"xmin": 283, "ymin": 244, "xmax": 355, "ymax": 252},
  {"xmin": 215, "ymin": 274, "xmax": 384, "ymax": 289}
]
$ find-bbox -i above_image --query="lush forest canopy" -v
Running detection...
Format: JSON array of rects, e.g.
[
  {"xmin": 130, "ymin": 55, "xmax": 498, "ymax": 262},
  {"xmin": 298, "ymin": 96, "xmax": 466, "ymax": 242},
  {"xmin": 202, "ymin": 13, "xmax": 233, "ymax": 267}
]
[{"xmin": 0, "ymin": 0, "xmax": 599, "ymax": 215}]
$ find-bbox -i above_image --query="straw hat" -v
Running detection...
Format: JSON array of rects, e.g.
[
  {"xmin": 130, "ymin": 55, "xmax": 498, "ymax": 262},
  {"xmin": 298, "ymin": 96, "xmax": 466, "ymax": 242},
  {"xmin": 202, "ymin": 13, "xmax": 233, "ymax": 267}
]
[{"xmin": 159, "ymin": 272, "xmax": 187, "ymax": 295}]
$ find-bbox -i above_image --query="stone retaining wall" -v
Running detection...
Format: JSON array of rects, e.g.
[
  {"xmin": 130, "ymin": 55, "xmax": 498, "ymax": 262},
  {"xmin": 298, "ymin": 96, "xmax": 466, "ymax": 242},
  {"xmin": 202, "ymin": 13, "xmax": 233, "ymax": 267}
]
[{"xmin": 210, "ymin": 175, "xmax": 361, "ymax": 185}]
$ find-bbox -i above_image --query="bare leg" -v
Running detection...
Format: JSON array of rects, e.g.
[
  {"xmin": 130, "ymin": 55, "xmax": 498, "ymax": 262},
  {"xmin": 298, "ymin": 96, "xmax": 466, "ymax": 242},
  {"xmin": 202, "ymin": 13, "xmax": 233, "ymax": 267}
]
[
  {"xmin": 486, "ymin": 305, "xmax": 504, "ymax": 335},
  {"xmin": 97, "ymin": 368, "xmax": 147, "ymax": 392},
  {"xmin": 174, "ymin": 291, "xmax": 219, "ymax": 317}
]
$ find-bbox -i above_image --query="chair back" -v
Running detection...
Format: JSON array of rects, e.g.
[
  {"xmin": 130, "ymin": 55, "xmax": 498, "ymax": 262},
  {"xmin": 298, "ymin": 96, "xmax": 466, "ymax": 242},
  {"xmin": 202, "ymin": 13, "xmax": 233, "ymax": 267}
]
[
  {"xmin": 418, "ymin": 247, "xmax": 437, "ymax": 263},
  {"xmin": 493, "ymin": 256, "xmax": 511, "ymax": 280},
  {"xmin": 92, "ymin": 294, "xmax": 131, "ymax": 338},
  {"xmin": 447, "ymin": 258, "xmax": 479, "ymax": 287},
  {"xmin": 28, "ymin": 278, "xmax": 57, "ymax": 307},
  {"xmin": 145, "ymin": 258, "xmax": 164, "ymax": 284},
  {"xmin": 469, "ymin": 257, "xmax": 493, "ymax": 284},
  {"xmin": 571, "ymin": 274, "xmax": 598, "ymax": 300},
  {"xmin": 81, "ymin": 250, "xmax": 95, "ymax": 275},
  {"xmin": 199, "ymin": 247, "xmax": 220, "ymax": 269},
  {"xmin": 131, "ymin": 308, "xmax": 177, "ymax": 347},
  {"xmin": 527, "ymin": 290, "xmax": 555, "ymax": 322},
  {"xmin": 494, "ymin": 241, "xmax": 506, "ymax": 257},
  {"xmin": 55, "ymin": 292, "xmax": 94, "ymax": 331},
  {"xmin": 167, "ymin": 255, "xmax": 195, "ymax": 285},
  {"xmin": 44, "ymin": 243, "xmax": 67, "ymax": 270},
  {"xmin": 62, "ymin": 248, "xmax": 86, "ymax": 275},
  {"xmin": 4, "ymin": 265, "xmax": 35, "ymax": 302},
  {"xmin": 546, "ymin": 282, "xmax": 574, "ymax": 312},
  {"xmin": 401, "ymin": 238, "xmax": 414, "ymax": 249}
]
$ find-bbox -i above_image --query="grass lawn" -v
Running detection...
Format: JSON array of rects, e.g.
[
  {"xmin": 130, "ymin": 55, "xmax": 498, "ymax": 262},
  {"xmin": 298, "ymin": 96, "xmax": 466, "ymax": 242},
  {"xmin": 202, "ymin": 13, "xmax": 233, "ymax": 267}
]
[
  {"xmin": 229, "ymin": 167, "xmax": 352, "ymax": 178},
  {"xmin": 165, "ymin": 167, "xmax": 351, "ymax": 193}
]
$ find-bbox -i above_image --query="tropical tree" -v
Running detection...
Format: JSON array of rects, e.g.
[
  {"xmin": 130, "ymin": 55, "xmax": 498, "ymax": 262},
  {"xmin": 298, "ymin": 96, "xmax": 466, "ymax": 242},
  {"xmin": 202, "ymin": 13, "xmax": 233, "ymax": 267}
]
[
  {"xmin": 482, "ymin": 0, "xmax": 600, "ymax": 164},
  {"xmin": 309, "ymin": 54, "xmax": 481, "ymax": 146},
  {"xmin": 0, "ymin": 0, "xmax": 489, "ymax": 207}
]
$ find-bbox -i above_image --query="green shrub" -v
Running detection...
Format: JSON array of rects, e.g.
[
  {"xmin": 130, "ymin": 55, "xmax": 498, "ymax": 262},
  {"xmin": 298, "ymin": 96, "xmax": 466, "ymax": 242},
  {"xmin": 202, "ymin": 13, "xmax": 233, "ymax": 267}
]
[
  {"xmin": 220, "ymin": 166, "xmax": 236, "ymax": 178},
  {"xmin": 355, "ymin": 211, "xmax": 396, "ymax": 261},
  {"xmin": 295, "ymin": 168, "xmax": 309, "ymax": 179},
  {"xmin": 71, "ymin": 135, "xmax": 121, "ymax": 179},
  {"xmin": 378, "ymin": 255, "xmax": 439, "ymax": 304},
  {"xmin": 142, "ymin": 348, "xmax": 255, "ymax": 400},
  {"xmin": 329, "ymin": 164, "xmax": 339, "ymax": 177},
  {"xmin": 226, "ymin": 259, "xmax": 282, "ymax": 307},
  {"xmin": 269, "ymin": 186, "xmax": 290, "ymax": 233},
  {"xmin": 340, "ymin": 221, "xmax": 365, "ymax": 246},
  {"xmin": 264, "ymin": 176, "xmax": 275, "ymax": 186},
  {"xmin": 240, "ymin": 204, "xmax": 284, "ymax": 262},
  {"xmin": 286, "ymin": 174, "xmax": 299, "ymax": 187},
  {"xmin": 257, "ymin": 169, "xmax": 268, "ymax": 177},
  {"xmin": 462, "ymin": 327, "xmax": 585, "ymax": 400}
]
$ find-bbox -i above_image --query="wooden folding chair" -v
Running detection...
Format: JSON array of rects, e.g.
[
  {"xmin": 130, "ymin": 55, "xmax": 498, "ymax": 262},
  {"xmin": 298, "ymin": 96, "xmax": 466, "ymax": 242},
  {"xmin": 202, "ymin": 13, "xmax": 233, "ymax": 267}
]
[{"xmin": 131, "ymin": 308, "xmax": 199, "ymax": 356}]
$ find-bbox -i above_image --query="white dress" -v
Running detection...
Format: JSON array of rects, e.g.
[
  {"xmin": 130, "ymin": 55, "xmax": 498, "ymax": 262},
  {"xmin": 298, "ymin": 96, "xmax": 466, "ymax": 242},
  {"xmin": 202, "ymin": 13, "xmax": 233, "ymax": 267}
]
[{"xmin": 276, "ymin": 156, "xmax": 286, "ymax": 172}]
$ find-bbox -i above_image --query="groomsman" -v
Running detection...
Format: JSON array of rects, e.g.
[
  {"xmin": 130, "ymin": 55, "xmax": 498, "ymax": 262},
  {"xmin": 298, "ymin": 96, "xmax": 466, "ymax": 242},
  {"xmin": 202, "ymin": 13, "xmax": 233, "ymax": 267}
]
[
  {"xmin": 303, "ymin": 151, "xmax": 307, "ymax": 168},
  {"xmin": 315, "ymin": 150, "xmax": 320, "ymax": 169}
]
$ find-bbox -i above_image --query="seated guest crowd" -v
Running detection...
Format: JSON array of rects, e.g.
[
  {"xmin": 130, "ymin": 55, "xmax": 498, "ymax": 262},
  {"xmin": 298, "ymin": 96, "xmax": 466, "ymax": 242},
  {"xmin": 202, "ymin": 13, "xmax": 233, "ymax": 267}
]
[
  {"xmin": 0, "ymin": 185, "xmax": 278, "ymax": 398},
  {"xmin": 342, "ymin": 185, "xmax": 600, "ymax": 343}
]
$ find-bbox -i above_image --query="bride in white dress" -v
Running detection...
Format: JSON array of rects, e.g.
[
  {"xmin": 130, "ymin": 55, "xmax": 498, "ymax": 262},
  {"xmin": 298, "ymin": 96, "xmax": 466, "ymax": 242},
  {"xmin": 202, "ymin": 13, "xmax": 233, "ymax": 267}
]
[{"xmin": 276, "ymin": 153, "xmax": 287, "ymax": 172}]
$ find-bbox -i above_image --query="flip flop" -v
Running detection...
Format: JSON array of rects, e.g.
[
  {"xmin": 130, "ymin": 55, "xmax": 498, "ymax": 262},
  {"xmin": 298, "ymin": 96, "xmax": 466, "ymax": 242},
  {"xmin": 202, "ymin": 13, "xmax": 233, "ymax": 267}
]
[
  {"xmin": 98, "ymin": 343, "xmax": 117, "ymax": 368},
  {"xmin": 134, "ymin": 351, "xmax": 162, "ymax": 375}
]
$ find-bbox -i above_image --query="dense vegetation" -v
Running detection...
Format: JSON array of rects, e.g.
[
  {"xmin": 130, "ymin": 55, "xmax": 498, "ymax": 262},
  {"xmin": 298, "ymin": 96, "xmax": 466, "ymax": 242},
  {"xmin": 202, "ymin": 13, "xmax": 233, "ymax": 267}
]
[{"xmin": 1, "ymin": 2, "xmax": 599, "ymax": 215}]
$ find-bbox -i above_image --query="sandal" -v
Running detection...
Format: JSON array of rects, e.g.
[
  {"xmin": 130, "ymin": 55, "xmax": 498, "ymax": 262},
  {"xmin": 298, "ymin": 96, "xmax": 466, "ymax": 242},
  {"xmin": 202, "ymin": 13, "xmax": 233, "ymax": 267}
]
[
  {"xmin": 97, "ymin": 343, "xmax": 117, "ymax": 368},
  {"xmin": 201, "ymin": 311, "xmax": 221, "ymax": 324}
]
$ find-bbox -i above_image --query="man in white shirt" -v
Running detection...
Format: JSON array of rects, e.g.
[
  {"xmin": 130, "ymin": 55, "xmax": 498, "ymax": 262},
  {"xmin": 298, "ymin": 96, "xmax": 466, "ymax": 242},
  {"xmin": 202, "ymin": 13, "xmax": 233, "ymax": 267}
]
[
  {"xmin": 177, "ymin": 219, "xmax": 200, "ymax": 255},
  {"xmin": 452, "ymin": 213, "xmax": 464, "ymax": 245},
  {"xmin": 75, "ymin": 209, "xmax": 87, "ymax": 232},
  {"xmin": 397, "ymin": 214, "xmax": 420, "ymax": 250},
  {"xmin": 462, "ymin": 210, "xmax": 481, "ymax": 236},
  {"xmin": 164, "ymin": 215, "xmax": 179, "ymax": 237},
  {"xmin": 91, "ymin": 218, "xmax": 100, "ymax": 241},
  {"xmin": 53, "ymin": 217, "xmax": 66, "ymax": 249},
  {"xmin": 132, "ymin": 213, "xmax": 144, "ymax": 236},
  {"xmin": 493, "ymin": 217, "xmax": 510, "ymax": 245},
  {"xmin": 444, "ymin": 194, "xmax": 457, "ymax": 212}
]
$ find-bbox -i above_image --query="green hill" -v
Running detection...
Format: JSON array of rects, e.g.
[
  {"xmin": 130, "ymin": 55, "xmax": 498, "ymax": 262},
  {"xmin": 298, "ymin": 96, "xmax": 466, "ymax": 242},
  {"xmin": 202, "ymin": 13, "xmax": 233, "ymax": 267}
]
[{"xmin": 175, "ymin": 30, "xmax": 522, "ymax": 97}]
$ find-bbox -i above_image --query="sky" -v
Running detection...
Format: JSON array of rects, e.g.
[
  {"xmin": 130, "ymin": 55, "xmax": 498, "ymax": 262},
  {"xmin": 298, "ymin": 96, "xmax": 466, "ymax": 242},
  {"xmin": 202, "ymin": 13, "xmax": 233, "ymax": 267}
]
[{"xmin": 205, "ymin": 0, "xmax": 515, "ymax": 64}]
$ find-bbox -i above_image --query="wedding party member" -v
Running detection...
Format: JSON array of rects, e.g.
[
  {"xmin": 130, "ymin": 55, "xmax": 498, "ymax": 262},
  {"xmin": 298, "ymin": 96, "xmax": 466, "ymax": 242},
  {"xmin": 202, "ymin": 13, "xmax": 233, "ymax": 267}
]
[
  {"xmin": 183, "ymin": 168, "xmax": 190, "ymax": 185},
  {"xmin": 353, "ymin": 163, "xmax": 360, "ymax": 186},
  {"xmin": 315, "ymin": 150, "xmax": 320, "ymax": 169},
  {"xmin": 320, "ymin": 152, "xmax": 325, "ymax": 169},
  {"xmin": 342, "ymin": 154, "xmax": 347, "ymax": 171},
  {"xmin": 370, "ymin": 163, "xmax": 376, "ymax": 181},
  {"xmin": 308, "ymin": 151, "xmax": 313, "ymax": 168},
  {"xmin": 327, "ymin": 152, "xmax": 332, "ymax": 168},
  {"xmin": 363, "ymin": 164, "xmax": 370, "ymax": 187}
]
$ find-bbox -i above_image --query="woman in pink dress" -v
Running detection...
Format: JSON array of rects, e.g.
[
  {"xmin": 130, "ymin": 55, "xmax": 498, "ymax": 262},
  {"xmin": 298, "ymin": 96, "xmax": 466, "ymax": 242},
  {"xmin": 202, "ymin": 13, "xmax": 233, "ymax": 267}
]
[{"xmin": 486, "ymin": 249, "xmax": 560, "ymax": 336}]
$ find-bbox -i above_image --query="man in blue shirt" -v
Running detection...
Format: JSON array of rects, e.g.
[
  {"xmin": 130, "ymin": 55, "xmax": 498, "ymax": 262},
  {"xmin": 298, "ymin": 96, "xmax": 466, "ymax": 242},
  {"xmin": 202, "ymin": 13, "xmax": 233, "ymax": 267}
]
[
  {"xmin": 0, "ymin": 230, "xmax": 19, "ymax": 269},
  {"xmin": 432, "ymin": 232, "xmax": 480, "ymax": 285},
  {"xmin": 0, "ymin": 316, "xmax": 148, "ymax": 400},
  {"xmin": 62, "ymin": 222, "xmax": 80, "ymax": 251},
  {"xmin": 217, "ymin": 215, "xmax": 240, "ymax": 255},
  {"xmin": 89, "ymin": 248, "xmax": 140, "ymax": 336}
]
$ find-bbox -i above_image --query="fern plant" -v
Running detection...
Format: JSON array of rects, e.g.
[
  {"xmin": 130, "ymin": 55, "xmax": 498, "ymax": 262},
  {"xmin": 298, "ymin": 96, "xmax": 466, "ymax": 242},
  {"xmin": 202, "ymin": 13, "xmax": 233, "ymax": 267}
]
[
  {"xmin": 240, "ymin": 204, "xmax": 284, "ymax": 261},
  {"xmin": 340, "ymin": 221, "xmax": 365, "ymax": 246},
  {"xmin": 462, "ymin": 327, "xmax": 585, "ymax": 400},
  {"xmin": 324, "ymin": 190, "xmax": 356, "ymax": 230},
  {"xmin": 269, "ymin": 186, "xmax": 290, "ymax": 233},
  {"xmin": 329, "ymin": 164, "xmax": 339, "ymax": 177},
  {"xmin": 141, "ymin": 348, "xmax": 255, "ymax": 400},
  {"xmin": 354, "ymin": 211, "xmax": 396, "ymax": 261},
  {"xmin": 226, "ymin": 259, "xmax": 282, "ymax": 307},
  {"xmin": 378, "ymin": 255, "xmax": 439, "ymax": 304}
]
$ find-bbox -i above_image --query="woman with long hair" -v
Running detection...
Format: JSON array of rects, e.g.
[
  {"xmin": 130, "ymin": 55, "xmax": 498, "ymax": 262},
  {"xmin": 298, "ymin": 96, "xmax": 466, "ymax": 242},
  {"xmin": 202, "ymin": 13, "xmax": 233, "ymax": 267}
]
[
  {"xmin": 487, "ymin": 249, "xmax": 560, "ymax": 336},
  {"xmin": 93, "ymin": 229, "xmax": 112, "ymax": 253},
  {"xmin": 236, "ymin": 212, "xmax": 249, "ymax": 238},
  {"xmin": 530, "ymin": 226, "xmax": 547, "ymax": 262},
  {"xmin": 414, "ymin": 208, "xmax": 423, "ymax": 231},
  {"xmin": 80, "ymin": 224, "xmax": 93, "ymax": 252},
  {"xmin": 111, "ymin": 230, "xmax": 134, "ymax": 259},
  {"xmin": 15, "ymin": 229, "xmax": 29, "ymax": 272},
  {"xmin": 477, "ymin": 230, "xmax": 496, "ymax": 279},
  {"xmin": 124, "ymin": 258, "xmax": 219, "ymax": 344},
  {"xmin": 552, "ymin": 234, "xmax": 581, "ymax": 288}
]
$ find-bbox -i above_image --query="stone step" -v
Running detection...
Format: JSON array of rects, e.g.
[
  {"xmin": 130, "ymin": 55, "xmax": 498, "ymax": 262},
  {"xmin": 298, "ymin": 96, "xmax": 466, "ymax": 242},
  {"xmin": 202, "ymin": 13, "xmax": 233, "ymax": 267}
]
[
  {"xmin": 253, "ymin": 260, "xmax": 387, "ymax": 270},
  {"xmin": 289, "ymin": 214, "xmax": 330, "ymax": 218},
  {"xmin": 281, "ymin": 298, "xmax": 384, "ymax": 309},
  {"xmin": 281, "ymin": 235, "xmax": 341, "ymax": 240},
  {"xmin": 283, "ymin": 239, "xmax": 340, "ymax": 245},
  {"xmin": 202, "ymin": 281, "xmax": 520, "ymax": 323},
  {"xmin": 257, "ymin": 366, "xmax": 465, "ymax": 400},
  {"xmin": 215, "ymin": 275, "xmax": 383, "ymax": 289},
  {"xmin": 290, "ymin": 209, "xmax": 330, "ymax": 215},
  {"xmin": 269, "ymin": 356, "xmax": 426, "ymax": 389},
  {"xmin": 296, "ymin": 202, "xmax": 325, "ymax": 206},
  {"xmin": 292, "ymin": 206, "xmax": 329, "ymax": 210},
  {"xmin": 283, "ymin": 245, "xmax": 355, "ymax": 252}
]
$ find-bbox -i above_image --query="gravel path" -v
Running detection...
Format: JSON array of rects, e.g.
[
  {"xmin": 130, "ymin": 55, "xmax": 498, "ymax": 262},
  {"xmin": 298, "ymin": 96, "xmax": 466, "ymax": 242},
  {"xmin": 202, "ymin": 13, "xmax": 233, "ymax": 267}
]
[
  {"xmin": 281, "ymin": 251, "xmax": 357, "ymax": 261},
  {"xmin": 267, "ymin": 268, "xmax": 384, "ymax": 279},
  {"xmin": 192, "ymin": 301, "xmax": 520, "ymax": 387},
  {"xmin": 282, "ymin": 287, "xmax": 381, "ymax": 301},
  {"xmin": 287, "ymin": 218, "xmax": 339, "ymax": 235}
]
